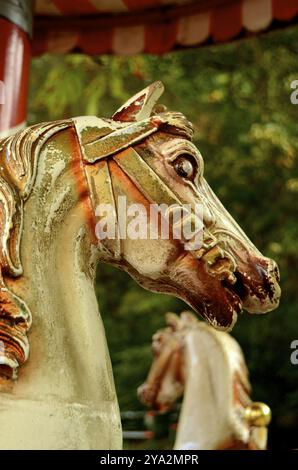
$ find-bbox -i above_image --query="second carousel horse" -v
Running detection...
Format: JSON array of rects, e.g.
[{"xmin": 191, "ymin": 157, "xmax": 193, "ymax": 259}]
[{"xmin": 139, "ymin": 312, "xmax": 271, "ymax": 450}]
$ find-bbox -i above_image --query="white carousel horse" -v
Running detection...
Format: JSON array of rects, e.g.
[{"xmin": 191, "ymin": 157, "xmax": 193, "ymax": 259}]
[
  {"xmin": 0, "ymin": 82, "xmax": 279, "ymax": 448},
  {"xmin": 139, "ymin": 311, "xmax": 271, "ymax": 450}
]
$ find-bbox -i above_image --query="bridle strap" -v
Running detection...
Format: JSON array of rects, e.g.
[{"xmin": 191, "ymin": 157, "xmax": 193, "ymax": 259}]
[
  {"xmin": 83, "ymin": 119, "xmax": 160, "ymax": 162},
  {"xmin": 114, "ymin": 147, "xmax": 206, "ymax": 251},
  {"xmin": 114, "ymin": 147, "xmax": 182, "ymax": 207},
  {"xmin": 84, "ymin": 160, "xmax": 122, "ymax": 259}
]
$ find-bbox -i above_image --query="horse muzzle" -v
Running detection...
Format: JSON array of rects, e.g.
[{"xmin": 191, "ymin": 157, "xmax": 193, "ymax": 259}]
[{"xmin": 234, "ymin": 256, "xmax": 281, "ymax": 314}]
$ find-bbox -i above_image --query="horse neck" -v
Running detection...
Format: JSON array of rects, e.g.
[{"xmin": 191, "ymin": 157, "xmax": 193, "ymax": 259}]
[
  {"xmin": 174, "ymin": 326, "xmax": 243, "ymax": 450},
  {"xmin": 4, "ymin": 127, "xmax": 117, "ymax": 407}
]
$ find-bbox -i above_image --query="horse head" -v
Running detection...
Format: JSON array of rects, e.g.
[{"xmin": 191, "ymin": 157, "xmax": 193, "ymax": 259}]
[
  {"xmin": 138, "ymin": 311, "xmax": 272, "ymax": 450},
  {"xmin": 78, "ymin": 81, "xmax": 280, "ymax": 331},
  {"xmin": 0, "ymin": 81, "xmax": 280, "ymax": 382},
  {"xmin": 137, "ymin": 312, "xmax": 186, "ymax": 412}
]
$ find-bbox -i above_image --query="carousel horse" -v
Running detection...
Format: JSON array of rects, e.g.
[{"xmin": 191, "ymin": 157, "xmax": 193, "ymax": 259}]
[
  {"xmin": 138, "ymin": 311, "xmax": 272, "ymax": 450},
  {"xmin": 0, "ymin": 82, "xmax": 280, "ymax": 449}
]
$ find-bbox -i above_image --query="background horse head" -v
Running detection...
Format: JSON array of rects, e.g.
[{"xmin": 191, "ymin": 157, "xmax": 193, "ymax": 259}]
[
  {"xmin": 138, "ymin": 311, "xmax": 272, "ymax": 450},
  {"xmin": 0, "ymin": 81, "xmax": 279, "ymax": 448}
]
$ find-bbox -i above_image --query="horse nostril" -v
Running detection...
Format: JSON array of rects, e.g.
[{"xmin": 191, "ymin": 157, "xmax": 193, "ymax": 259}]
[
  {"xmin": 255, "ymin": 259, "xmax": 280, "ymax": 285},
  {"xmin": 256, "ymin": 264, "xmax": 267, "ymax": 281}
]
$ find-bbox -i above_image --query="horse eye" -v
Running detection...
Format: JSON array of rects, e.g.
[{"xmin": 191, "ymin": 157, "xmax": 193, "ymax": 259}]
[{"xmin": 173, "ymin": 154, "xmax": 196, "ymax": 179}]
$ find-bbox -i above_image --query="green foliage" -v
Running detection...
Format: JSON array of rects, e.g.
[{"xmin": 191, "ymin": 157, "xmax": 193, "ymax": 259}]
[{"xmin": 29, "ymin": 26, "xmax": 298, "ymax": 449}]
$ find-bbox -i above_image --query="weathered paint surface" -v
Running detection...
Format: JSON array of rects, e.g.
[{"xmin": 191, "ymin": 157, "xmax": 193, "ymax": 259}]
[{"xmin": 0, "ymin": 82, "xmax": 280, "ymax": 449}]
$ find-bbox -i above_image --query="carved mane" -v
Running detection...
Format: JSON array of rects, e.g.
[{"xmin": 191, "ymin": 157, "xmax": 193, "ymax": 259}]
[{"xmin": 0, "ymin": 120, "xmax": 71, "ymax": 379}]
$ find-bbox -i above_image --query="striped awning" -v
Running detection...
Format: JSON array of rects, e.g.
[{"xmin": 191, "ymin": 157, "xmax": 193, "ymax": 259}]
[{"xmin": 33, "ymin": 0, "xmax": 298, "ymax": 55}]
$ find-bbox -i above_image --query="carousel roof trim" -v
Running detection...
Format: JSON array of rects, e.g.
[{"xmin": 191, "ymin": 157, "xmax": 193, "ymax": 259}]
[{"xmin": 32, "ymin": 0, "xmax": 298, "ymax": 55}]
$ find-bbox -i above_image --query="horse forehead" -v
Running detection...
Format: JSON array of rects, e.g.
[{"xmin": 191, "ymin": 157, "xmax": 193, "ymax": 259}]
[
  {"xmin": 73, "ymin": 115, "xmax": 155, "ymax": 162},
  {"xmin": 72, "ymin": 113, "xmax": 193, "ymax": 163},
  {"xmin": 72, "ymin": 116, "xmax": 124, "ymax": 145},
  {"xmin": 156, "ymin": 331, "xmax": 184, "ymax": 354}
]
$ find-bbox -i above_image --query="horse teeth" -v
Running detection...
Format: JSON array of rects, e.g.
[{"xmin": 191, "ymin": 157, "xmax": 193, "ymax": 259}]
[{"xmin": 226, "ymin": 272, "xmax": 237, "ymax": 285}]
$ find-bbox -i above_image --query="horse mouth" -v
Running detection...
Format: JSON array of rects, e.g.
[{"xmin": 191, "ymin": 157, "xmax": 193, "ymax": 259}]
[
  {"xmin": 198, "ymin": 245, "xmax": 248, "ymax": 314},
  {"xmin": 224, "ymin": 271, "xmax": 248, "ymax": 298},
  {"xmin": 218, "ymin": 260, "xmax": 281, "ymax": 321},
  {"xmin": 194, "ymin": 247, "xmax": 247, "ymax": 329},
  {"xmin": 220, "ymin": 271, "xmax": 248, "ymax": 317},
  {"xmin": 176, "ymin": 246, "xmax": 281, "ymax": 331},
  {"xmin": 229, "ymin": 261, "xmax": 281, "ymax": 314}
]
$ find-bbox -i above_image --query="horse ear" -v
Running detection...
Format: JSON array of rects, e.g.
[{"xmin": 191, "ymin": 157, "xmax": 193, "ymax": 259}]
[
  {"xmin": 112, "ymin": 81, "xmax": 165, "ymax": 122},
  {"xmin": 165, "ymin": 312, "xmax": 181, "ymax": 331},
  {"xmin": 180, "ymin": 311, "xmax": 197, "ymax": 326}
]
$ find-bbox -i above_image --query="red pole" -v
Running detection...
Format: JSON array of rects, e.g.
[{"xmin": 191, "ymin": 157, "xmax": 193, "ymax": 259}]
[{"xmin": 0, "ymin": 1, "xmax": 33, "ymax": 138}]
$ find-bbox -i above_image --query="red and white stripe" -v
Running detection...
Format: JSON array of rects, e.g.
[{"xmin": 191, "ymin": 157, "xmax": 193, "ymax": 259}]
[
  {"xmin": 35, "ymin": 0, "xmax": 196, "ymax": 15},
  {"xmin": 33, "ymin": 0, "xmax": 298, "ymax": 55}
]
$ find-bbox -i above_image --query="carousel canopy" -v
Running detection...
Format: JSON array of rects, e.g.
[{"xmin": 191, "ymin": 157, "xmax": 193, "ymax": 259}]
[{"xmin": 32, "ymin": 0, "xmax": 298, "ymax": 55}]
